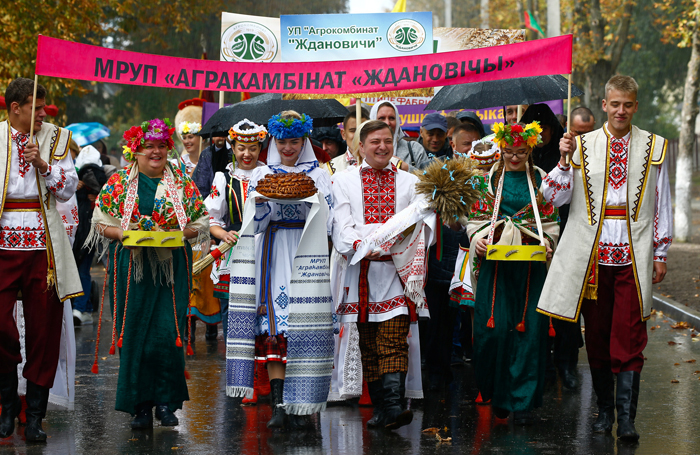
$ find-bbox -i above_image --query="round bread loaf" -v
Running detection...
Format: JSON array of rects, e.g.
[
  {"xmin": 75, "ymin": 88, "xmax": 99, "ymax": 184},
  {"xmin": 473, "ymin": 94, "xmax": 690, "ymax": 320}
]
[{"xmin": 256, "ymin": 172, "xmax": 318, "ymax": 199}]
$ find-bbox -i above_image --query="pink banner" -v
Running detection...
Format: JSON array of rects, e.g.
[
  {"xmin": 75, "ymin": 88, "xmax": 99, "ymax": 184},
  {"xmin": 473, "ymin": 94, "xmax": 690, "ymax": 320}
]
[{"xmin": 36, "ymin": 35, "xmax": 572, "ymax": 95}]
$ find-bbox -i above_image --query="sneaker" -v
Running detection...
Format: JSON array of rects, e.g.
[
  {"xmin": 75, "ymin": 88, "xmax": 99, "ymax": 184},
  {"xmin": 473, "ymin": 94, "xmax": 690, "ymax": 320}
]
[{"xmin": 73, "ymin": 309, "xmax": 93, "ymax": 327}]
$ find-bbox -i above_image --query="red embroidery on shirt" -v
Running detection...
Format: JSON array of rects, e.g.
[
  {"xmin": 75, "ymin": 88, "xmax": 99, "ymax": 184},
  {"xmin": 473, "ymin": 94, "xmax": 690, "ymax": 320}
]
[
  {"xmin": 598, "ymin": 242, "xmax": 631, "ymax": 265},
  {"xmin": 337, "ymin": 296, "xmax": 408, "ymax": 316},
  {"xmin": 361, "ymin": 165, "xmax": 396, "ymax": 224},
  {"xmin": 609, "ymin": 137, "xmax": 629, "ymax": 190},
  {"xmin": 0, "ymin": 226, "xmax": 47, "ymax": 249},
  {"xmin": 11, "ymin": 130, "xmax": 31, "ymax": 178},
  {"xmin": 543, "ymin": 175, "xmax": 570, "ymax": 201}
]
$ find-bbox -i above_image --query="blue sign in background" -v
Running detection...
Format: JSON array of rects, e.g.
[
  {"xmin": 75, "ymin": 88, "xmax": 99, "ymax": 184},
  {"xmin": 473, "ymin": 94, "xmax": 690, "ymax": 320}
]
[{"xmin": 280, "ymin": 12, "xmax": 433, "ymax": 62}]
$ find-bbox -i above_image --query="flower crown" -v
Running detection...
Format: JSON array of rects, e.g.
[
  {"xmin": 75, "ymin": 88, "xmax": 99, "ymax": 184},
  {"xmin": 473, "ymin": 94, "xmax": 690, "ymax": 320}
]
[
  {"xmin": 177, "ymin": 121, "xmax": 202, "ymax": 136},
  {"xmin": 492, "ymin": 121, "xmax": 542, "ymax": 149},
  {"xmin": 267, "ymin": 113, "xmax": 313, "ymax": 139},
  {"xmin": 229, "ymin": 119, "xmax": 267, "ymax": 143},
  {"xmin": 122, "ymin": 118, "xmax": 176, "ymax": 162}
]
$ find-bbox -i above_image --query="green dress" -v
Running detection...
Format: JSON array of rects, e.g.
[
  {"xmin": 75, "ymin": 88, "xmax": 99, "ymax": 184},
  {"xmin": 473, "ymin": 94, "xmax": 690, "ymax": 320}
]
[
  {"xmin": 473, "ymin": 171, "xmax": 549, "ymax": 413},
  {"xmin": 109, "ymin": 174, "xmax": 191, "ymax": 415}
]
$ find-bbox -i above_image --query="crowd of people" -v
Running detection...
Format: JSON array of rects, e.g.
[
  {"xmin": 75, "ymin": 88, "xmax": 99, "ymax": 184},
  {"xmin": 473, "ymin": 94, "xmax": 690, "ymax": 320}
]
[{"xmin": 0, "ymin": 74, "xmax": 671, "ymax": 445}]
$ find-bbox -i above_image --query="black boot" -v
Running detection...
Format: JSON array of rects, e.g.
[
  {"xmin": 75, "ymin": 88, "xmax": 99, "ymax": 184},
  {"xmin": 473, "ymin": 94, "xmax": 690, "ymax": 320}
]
[
  {"xmin": 155, "ymin": 404, "xmax": 179, "ymax": 426},
  {"xmin": 205, "ymin": 324, "xmax": 218, "ymax": 341},
  {"xmin": 366, "ymin": 380, "xmax": 384, "ymax": 428},
  {"xmin": 131, "ymin": 402, "xmax": 153, "ymax": 429},
  {"xmin": 24, "ymin": 381, "xmax": 49, "ymax": 442},
  {"xmin": 267, "ymin": 379, "xmax": 285, "ymax": 428},
  {"xmin": 0, "ymin": 373, "xmax": 21, "ymax": 439},
  {"xmin": 558, "ymin": 364, "xmax": 578, "ymax": 390},
  {"xmin": 590, "ymin": 368, "xmax": 615, "ymax": 433},
  {"xmin": 616, "ymin": 371, "xmax": 640, "ymax": 441},
  {"xmin": 287, "ymin": 413, "xmax": 311, "ymax": 431},
  {"xmin": 381, "ymin": 372, "xmax": 413, "ymax": 430}
]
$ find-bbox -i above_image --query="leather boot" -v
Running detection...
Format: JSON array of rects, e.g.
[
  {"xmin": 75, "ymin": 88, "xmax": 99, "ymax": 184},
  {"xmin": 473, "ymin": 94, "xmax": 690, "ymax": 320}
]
[
  {"xmin": 558, "ymin": 363, "xmax": 578, "ymax": 390},
  {"xmin": 590, "ymin": 368, "xmax": 615, "ymax": 433},
  {"xmin": 155, "ymin": 404, "xmax": 179, "ymax": 426},
  {"xmin": 287, "ymin": 413, "xmax": 311, "ymax": 431},
  {"xmin": 616, "ymin": 371, "xmax": 640, "ymax": 441},
  {"xmin": 366, "ymin": 380, "xmax": 384, "ymax": 428},
  {"xmin": 0, "ymin": 373, "xmax": 21, "ymax": 438},
  {"xmin": 205, "ymin": 324, "xmax": 218, "ymax": 341},
  {"xmin": 24, "ymin": 381, "xmax": 49, "ymax": 442},
  {"xmin": 381, "ymin": 372, "xmax": 413, "ymax": 430},
  {"xmin": 267, "ymin": 379, "xmax": 285, "ymax": 428},
  {"xmin": 131, "ymin": 402, "xmax": 153, "ymax": 429}
]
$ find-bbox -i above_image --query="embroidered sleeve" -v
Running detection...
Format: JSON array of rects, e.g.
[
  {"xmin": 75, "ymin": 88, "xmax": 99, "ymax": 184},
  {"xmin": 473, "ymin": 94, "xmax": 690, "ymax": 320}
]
[
  {"xmin": 331, "ymin": 175, "xmax": 362, "ymax": 256},
  {"xmin": 42, "ymin": 153, "xmax": 79, "ymax": 203},
  {"xmin": 542, "ymin": 163, "xmax": 573, "ymax": 207},
  {"xmin": 653, "ymin": 162, "xmax": 672, "ymax": 262},
  {"xmin": 205, "ymin": 172, "xmax": 228, "ymax": 228}
]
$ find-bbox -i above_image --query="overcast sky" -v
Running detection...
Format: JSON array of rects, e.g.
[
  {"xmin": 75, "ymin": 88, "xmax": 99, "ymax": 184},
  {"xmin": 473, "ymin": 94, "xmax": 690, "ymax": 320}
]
[{"xmin": 348, "ymin": 0, "xmax": 396, "ymax": 14}]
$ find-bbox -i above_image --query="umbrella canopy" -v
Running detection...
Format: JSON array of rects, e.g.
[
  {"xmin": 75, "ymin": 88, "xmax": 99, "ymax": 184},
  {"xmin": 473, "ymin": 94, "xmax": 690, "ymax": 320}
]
[
  {"xmin": 65, "ymin": 122, "xmax": 111, "ymax": 147},
  {"xmin": 426, "ymin": 75, "xmax": 584, "ymax": 111},
  {"xmin": 200, "ymin": 94, "xmax": 348, "ymax": 137}
]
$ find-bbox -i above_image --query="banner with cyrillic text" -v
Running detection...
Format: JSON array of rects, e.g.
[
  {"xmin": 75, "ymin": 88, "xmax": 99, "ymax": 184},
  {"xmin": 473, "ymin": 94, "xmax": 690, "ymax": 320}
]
[{"xmin": 35, "ymin": 35, "xmax": 573, "ymax": 95}]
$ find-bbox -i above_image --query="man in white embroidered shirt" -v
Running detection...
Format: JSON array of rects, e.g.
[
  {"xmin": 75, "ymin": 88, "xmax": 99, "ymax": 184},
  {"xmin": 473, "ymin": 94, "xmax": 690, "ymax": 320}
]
[
  {"xmin": 0, "ymin": 78, "xmax": 81, "ymax": 442},
  {"xmin": 332, "ymin": 120, "xmax": 422, "ymax": 431},
  {"xmin": 537, "ymin": 75, "xmax": 672, "ymax": 442}
]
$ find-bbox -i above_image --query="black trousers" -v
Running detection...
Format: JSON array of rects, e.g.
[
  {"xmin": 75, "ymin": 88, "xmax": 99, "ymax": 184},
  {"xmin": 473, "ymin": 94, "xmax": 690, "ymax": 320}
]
[{"xmin": 424, "ymin": 281, "xmax": 459, "ymax": 381}]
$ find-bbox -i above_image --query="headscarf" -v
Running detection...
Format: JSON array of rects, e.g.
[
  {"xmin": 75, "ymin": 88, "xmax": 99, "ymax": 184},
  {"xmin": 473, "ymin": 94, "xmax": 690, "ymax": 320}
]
[
  {"xmin": 75, "ymin": 145, "xmax": 103, "ymax": 171},
  {"xmin": 369, "ymin": 100, "xmax": 405, "ymax": 153}
]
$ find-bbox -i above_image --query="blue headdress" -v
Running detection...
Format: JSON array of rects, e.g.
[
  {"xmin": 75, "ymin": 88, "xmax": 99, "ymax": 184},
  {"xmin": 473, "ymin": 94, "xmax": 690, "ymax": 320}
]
[{"xmin": 268, "ymin": 113, "xmax": 313, "ymax": 139}]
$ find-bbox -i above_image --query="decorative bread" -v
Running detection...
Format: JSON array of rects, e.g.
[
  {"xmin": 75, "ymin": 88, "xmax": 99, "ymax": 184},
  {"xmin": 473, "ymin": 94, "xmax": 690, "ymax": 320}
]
[{"xmin": 256, "ymin": 172, "xmax": 318, "ymax": 199}]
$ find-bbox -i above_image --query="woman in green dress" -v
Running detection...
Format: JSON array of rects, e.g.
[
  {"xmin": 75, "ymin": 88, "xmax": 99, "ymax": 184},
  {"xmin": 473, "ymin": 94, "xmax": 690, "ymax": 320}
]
[
  {"xmin": 465, "ymin": 122, "xmax": 560, "ymax": 425},
  {"xmin": 88, "ymin": 119, "xmax": 209, "ymax": 428}
]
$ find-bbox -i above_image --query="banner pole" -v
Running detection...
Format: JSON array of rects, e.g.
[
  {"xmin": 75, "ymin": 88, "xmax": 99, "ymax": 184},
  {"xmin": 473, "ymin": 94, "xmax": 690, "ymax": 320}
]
[
  {"xmin": 517, "ymin": 104, "xmax": 523, "ymax": 123},
  {"xmin": 356, "ymin": 98, "xmax": 361, "ymax": 125},
  {"xmin": 29, "ymin": 74, "xmax": 39, "ymax": 142},
  {"xmin": 219, "ymin": 90, "xmax": 225, "ymax": 109},
  {"xmin": 565, "ymin": 72, "xmax": 572, "ymax": 165}
]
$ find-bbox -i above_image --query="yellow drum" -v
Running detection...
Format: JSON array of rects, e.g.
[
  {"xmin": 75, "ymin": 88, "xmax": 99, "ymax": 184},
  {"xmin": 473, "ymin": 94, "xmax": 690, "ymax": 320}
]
[
  {"xmin": 121, "ymin": 231, "xmax": 185, "ymax": 248},
  {"xmin": 486, "ymin": 244, "xmax": 547, "ymax": 262}
]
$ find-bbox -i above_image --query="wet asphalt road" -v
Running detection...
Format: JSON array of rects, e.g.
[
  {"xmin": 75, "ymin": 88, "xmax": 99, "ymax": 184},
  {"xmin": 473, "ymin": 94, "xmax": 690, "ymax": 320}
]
[{"xmin": 1, "ymin": 305, "xmax": 699, "ymax": 454}]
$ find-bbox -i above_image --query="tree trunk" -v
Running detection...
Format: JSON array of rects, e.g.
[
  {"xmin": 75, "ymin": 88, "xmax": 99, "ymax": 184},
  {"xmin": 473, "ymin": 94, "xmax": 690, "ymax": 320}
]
[
  {"xmin": 674, "ymin": 12, "xmax": 700, "ymax": 242},
  {"xmin": 480, "ymin": 0, "xmax": 489, "ymax": 29},
  {"xmin": 547, "ymin": 0, "xmax": 561, "ymax": 37}
]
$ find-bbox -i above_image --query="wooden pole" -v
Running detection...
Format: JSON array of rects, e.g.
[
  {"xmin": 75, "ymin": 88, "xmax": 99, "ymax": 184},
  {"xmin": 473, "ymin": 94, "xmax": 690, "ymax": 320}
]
[
  {"xmin": 356, "ymin": 98, "xmax": 361, "ymax": 126},
  {"xmin": 565, "ymin": 73, "xmax": 572, "ymax": 165},
  {"xmin": 29, "ymin": 74, "xmax": 39, "ymax": 142},
  {"xmin": 517, "ymin": 104, "xmax": 523, "ymax": 123}
]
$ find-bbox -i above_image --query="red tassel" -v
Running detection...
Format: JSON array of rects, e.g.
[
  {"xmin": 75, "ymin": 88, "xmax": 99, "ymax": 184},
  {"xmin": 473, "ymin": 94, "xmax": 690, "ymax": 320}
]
[
  {"xmin": 109, "ymin": 345, "xmax": 116, "ymax": 355},
  {"xmin": 91, "ymin": 363, "xmax": 99, "ymax": 374},
  {"xmin": 515, "ymin": 321, "xmax": 525, "ymax": 332},
  {"xmin": 184, "ymin": 369, "xmax": 191, "ymax": 380},
  {"xmin": 339, "ymin": 325, "xmax": 344, "ymax": 338},
  {"xmin": 187, "ymin": 345, "xmax": 194, "ymax": 356},
  {"xmin": 549, "ymin": 322, "xmax": 556, "ymax": 337},
  {"xmin": 486, "ymin": 316, "xmax": 495, "ymax": 328},
  {"xmin": 117, "ymin": 337, "xmax": 123, "ymax": 348},
  {"xmin": 176, "ymin": 336, "xmax": 183, "ymax": 347}
]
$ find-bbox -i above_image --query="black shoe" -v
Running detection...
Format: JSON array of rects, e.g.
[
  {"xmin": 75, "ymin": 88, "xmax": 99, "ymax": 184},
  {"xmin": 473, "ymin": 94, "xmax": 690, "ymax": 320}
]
[
  {"xmin": 366, "ymin": 380, "xmax": 384, "ymax": 428},
  {"xmin": 616, "ymin": 371, "xmax": 640, "ymax": 441},
  {"xmin": 381, "ymin": 372, "xmax": 413, "ymax": 430},
  {"xmin": 205, "ymin": 324, "xmax": 218, "ymax": 341},
  {"xmin": 558, "ymin": 365, "xmax": 578, "ymax": 390},
  {"xmin": 131, "ymin": 404, "xmax": 153, "ymax": 429},
  {"xmin": 267, "ymin": 379, "xmax": 285, "ymax": 428},
  {"xmin": 492, "ymin": 406, "xmax": 510, "ymax": 419},
  {"xmin": 287, "ymin": 413, "xmax": 311, "ymax": 431},
  {"xmin": 450, "ymin": 354, "xmax": 464, "ymax": 367},
  {"xmin": 155, "ymin": 405, "xmax": 178, "ymax": 426},
  {"xmin": 0, "ymin": 373, "xmax": 21, "ymax": 439},
  {"xmin": 590, "ymin": 368, "xmax": 615, "ymax": 433},
  {"xmin": 24, "ymin": 382, "xmax": 49, "ymax": 442}
]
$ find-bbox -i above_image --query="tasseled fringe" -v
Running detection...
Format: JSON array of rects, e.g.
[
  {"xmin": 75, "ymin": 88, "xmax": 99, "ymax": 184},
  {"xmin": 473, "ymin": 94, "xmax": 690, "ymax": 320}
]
[
  {"xmin": 85, "ymin": 222, "xmax": 111, "ymax": 261},
  {"xmin": 583, "ymin": 284, "xmax": 598, "ymax": 300},
  {"xmin": 266, "ymin": 336, "xmax": 278, "ymax": 345},
  {"xmin": 284, "ymin": 402, "xmax": 327, "ymax": 416},
  {"xmin": 227, "ymin": 386, "xmax": 254, "ymax": 399},
  {"xmin": 404, "ymin": 279, "xmax": 424, "ymax": 310},
  {"xmin": 91, "ymin": 266, "xmax": 110, "ymax": 375},
  {"xmin": 184, "ymin": 370, "xmax": 191, "ymax": 380},
  {"xmin": 548, "ymin": 318, "xmax": 556, "ymax": 337}
]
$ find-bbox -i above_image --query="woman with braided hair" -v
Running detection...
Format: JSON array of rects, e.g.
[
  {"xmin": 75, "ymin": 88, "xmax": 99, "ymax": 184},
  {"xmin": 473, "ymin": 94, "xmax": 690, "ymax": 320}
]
[
  {"xmin": 87, "ymin": 119, "xmax": 209, "ymax": 429},
  {"xmin": 462, "ymin": 122, "xmax": 560, "ymax": 425}
]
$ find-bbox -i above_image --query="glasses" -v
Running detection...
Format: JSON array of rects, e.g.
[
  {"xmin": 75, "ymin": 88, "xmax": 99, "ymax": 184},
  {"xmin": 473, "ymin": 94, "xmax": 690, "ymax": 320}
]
[{"xmin": 502, "ymin": 151, "xmax": 529, "ymax": 159}]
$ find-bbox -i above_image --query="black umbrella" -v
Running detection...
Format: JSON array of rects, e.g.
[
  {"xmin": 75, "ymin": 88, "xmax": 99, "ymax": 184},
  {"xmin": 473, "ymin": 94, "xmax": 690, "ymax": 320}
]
[
  {"xmin": 425, "ymin": 75, "xmax": 584, "ymax": 111},
  {"xmin": 199, "ymin": 93, "xmax": 349, "ymax": 136}
]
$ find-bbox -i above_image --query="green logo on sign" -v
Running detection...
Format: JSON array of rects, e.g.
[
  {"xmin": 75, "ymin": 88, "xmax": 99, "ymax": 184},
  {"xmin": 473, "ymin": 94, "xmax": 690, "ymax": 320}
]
[
  {"xmin": 387, "ymin": 19, "xmax": 426, "ymax": 53},
  {"xmin": 394, "ymin": 26, "xmax": 419, "ymax": 46},
  {"xmin": 231, "ymin": 33, "xmax": 267, "ymax": 61},
  {"xmin": 221, "ymin": 21, "xmax": 278, "ymax": 63}
]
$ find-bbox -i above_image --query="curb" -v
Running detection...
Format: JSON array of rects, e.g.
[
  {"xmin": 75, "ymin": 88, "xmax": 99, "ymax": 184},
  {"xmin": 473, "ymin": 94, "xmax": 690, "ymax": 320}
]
[{"xmin": 652, "ymin": 293, "xmax": 700, "ymax": 330}]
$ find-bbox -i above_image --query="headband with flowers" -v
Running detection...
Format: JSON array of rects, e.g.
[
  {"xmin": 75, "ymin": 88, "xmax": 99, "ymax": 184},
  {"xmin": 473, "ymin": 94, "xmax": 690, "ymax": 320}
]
[
  {"xmin": 492, "ymin": 121, "xmax": 543, "ymax": 149},
  {"xmin": 228, "ymin": 119, "xmax": 268, "ymax": 143},
  {"xmin": 267, "ymin": 113, "xmax": 313, "ymax": 139},
  {"xmin": 177, "ymin": 121, "xmax": 202, "ymax": 136},
  {"xmin": 122, "ymin": 118, "xmax": 176, "ymax": 162}
]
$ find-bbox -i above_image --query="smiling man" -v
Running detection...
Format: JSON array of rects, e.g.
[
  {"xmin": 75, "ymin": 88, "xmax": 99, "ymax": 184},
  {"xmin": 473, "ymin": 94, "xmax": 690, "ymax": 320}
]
[
  {"xmin": 332, "ymin": 120, "xmax": 425, "ymax": 431},
  {"xmin": 0, "ymin": 77, "xmax": 81, "ymax": 442},
  {"xmin": 537, "ymin": 75, "xmax": 672, "ymax": 442},
  {"xmin": 418, "ymin": 113, "xmax": 451, "ymax": 158}
]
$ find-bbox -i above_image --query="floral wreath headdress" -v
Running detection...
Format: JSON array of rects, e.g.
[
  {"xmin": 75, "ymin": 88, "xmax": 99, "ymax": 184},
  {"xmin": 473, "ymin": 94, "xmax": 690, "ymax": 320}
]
[
  {"xmin": 122, "ymin": 118, "xmax": 175, "ymax": 162},
  {"xmin": 228, "ymin": 119, "xmax": 267, "ymax": 143},
  {"xmin": 267, "ymin": 113, "xmax": 313, "ymax": 139},
  {"xmin": 492, "ymin": 121, "xmax": 543, "ymax": 149},
  {"xmin": 177, "ymin": 121, "xmax": 202, "ymax": 136},
  {"xmin": 468, "ymin": 138, "xmax": 501, "ymax": 169}
]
